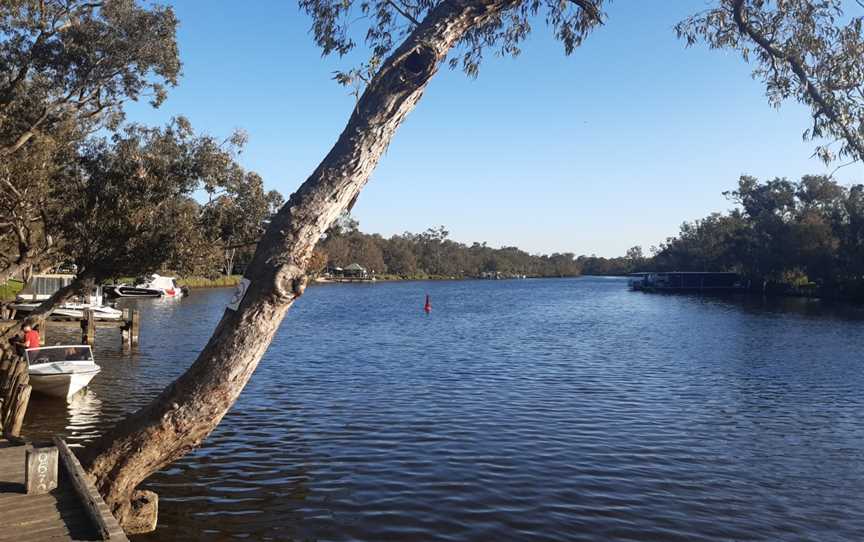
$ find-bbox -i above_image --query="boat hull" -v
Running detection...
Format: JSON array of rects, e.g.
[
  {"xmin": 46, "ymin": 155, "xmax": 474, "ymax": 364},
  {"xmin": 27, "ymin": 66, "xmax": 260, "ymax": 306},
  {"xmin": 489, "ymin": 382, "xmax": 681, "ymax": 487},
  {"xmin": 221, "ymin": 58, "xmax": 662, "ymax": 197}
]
[
  {"xmin": 11, "ymin": 303, "xmax": 123, "ymax": 320},
  {"xmin": 29, "ymin": 368, "xmax": 100, "ymax": 399},
  {"xmin": 104, "ymin": 285, "xmax": 163, "ymax": 298}
]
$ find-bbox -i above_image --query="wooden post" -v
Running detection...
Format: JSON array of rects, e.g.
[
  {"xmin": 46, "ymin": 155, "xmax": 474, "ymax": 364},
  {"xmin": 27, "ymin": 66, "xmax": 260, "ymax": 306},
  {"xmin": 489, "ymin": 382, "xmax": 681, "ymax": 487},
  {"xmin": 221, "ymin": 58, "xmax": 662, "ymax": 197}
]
[
  {"xmin": 82, "ymin": 310, "xmax": 96, "ymax": 345},
  {"xmin": 121, "ymin": 309, "xmax": 130, "ymax": 346},
  {"xmin": 130, "ymin": 309, "xmax": 140, "ymax": 346},
  {"xmin": 2, "ymin": 359, "xmax": 29, "ymax": 438},
  {"xmin": 38, "ymin": 321, "xmax": 46, "ymax": 346},
  {"xmin": 25, "ymin": 444, "xmax": 59, "ymax": 495},
  {"xmin": 8, "ymin": 384, "xmax": 30, "ymax": 437}
]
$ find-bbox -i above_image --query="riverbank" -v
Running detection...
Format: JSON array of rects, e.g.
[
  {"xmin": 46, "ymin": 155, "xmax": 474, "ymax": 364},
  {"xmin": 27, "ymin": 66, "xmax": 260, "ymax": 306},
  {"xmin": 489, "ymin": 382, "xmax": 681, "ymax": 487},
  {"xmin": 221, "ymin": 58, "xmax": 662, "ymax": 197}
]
[{"xmin": 175, "ymin": 275, "xmax": 243, "ymax": 289}]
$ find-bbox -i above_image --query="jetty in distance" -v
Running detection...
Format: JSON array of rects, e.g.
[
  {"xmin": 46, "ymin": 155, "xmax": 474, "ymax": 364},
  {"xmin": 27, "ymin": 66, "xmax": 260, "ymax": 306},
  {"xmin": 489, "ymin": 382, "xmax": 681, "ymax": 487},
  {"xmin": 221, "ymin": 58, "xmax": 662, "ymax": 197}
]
[{"xmin": 628, "ymin": 272, "xmax": 746, "ymax": 293}]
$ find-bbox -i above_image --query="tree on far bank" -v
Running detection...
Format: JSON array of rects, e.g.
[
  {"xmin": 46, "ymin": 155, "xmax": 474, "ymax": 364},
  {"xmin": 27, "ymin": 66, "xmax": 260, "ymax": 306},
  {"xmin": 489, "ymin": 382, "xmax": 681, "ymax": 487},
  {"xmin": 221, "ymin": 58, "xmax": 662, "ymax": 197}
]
[
  {"xmin": 652, "ymin": 174, "xmax": 864, "ymax": 298},
  {"xmin": 201, "ymin": 169, "xmax": 284, "ymax": 276}
]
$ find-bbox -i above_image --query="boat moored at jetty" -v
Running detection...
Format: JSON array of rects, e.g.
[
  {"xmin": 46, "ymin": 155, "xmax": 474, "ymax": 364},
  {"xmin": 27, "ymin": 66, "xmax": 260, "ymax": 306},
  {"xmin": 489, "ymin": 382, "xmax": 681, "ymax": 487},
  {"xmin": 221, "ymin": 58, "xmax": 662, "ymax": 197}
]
[
  {"xmin": 11, "ymin": 274, "xmax": 123, "ymax": 320},
  {"xmin": 629, "ymin": 271, "xmax": 746, "ymax": 293},
  {"xmin": 26, "ymin": 345, "xmax": 101, "ymax": 399},
  {"xmin": 104, "ymin": 273, "xmax": 188, "ymax": 298}
]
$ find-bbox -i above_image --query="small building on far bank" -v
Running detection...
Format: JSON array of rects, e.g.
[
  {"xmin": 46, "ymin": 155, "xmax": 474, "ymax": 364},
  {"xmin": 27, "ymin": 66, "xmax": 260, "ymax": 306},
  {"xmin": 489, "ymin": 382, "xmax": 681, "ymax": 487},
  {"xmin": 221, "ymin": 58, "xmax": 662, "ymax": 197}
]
[
  {"xmin": 342, "ymin": 263, "xmax": 368, "ymax": 279},
  {"xmin": 321, "ymin": 263, "xmax": 372, "ymax": 282}
]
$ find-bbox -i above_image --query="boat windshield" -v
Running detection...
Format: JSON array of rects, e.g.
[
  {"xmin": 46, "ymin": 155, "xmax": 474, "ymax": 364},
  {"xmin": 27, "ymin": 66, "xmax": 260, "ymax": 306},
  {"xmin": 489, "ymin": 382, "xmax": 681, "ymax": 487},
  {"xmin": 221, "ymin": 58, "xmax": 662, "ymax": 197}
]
[{"xmin": 26, "ymin": 346, "xmax": 94, "ymax": 365}]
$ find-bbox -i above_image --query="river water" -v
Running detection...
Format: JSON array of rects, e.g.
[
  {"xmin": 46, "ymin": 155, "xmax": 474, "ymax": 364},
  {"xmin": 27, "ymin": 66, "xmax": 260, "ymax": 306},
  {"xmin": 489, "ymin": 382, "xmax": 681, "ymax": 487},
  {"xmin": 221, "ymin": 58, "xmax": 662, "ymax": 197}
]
[{"xmin": 20, "ymin": 277, "xmax": 864, "ymax": 541}]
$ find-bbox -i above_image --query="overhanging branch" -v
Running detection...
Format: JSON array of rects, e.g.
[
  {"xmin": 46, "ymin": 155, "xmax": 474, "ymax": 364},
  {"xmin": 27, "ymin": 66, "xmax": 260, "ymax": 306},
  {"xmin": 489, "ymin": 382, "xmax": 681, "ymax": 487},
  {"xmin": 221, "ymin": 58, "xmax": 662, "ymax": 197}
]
[{"xmin": 731, "ymin": 0, "xmax": 864, "ymax": 163}]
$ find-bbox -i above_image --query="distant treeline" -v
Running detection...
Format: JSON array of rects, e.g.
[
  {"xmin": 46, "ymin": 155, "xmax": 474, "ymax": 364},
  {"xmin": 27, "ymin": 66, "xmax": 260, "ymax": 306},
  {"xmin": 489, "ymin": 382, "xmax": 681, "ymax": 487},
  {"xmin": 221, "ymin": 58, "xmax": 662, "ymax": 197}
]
[
  {"xmin": 314, "ymin": 174, "xmax": 864, "ymax": 302},
  {"xmin": 650, "ymin": 175, "xmax": 864, "ymax": 301},
  {"xmin": 312, "ymin": 216, "xmax": 642, "ymax": 279}
]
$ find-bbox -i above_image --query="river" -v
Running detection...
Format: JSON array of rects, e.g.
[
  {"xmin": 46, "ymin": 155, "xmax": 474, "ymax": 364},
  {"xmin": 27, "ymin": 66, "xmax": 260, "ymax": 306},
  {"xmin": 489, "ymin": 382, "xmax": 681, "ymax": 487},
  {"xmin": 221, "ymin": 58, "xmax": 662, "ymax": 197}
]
[{"xmin": 21, "ymin": 277, "xmax": 864, "ymax": 541}]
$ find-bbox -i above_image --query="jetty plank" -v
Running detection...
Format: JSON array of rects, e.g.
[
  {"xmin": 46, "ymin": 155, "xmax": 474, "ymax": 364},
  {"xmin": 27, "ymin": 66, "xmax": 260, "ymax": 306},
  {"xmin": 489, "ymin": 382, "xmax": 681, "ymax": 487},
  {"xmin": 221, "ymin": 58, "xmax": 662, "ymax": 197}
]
[
  {"xmin": 54, "ymin": 437, "xmax": 115, "ymax": 539},
  {"xmin": 0, "ymin": 439, "xmax": 129, "ymax": 542}
]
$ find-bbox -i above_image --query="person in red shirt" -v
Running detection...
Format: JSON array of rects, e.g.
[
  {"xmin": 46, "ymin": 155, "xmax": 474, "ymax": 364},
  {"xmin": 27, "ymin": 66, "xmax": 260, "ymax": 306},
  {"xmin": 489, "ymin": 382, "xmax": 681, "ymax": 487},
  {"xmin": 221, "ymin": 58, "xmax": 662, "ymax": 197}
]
[
  {"xmin": 12, "ymin": 324, "xmax": 39, "ymax": 355},
  {"xmin": 23, "ymin": 325, "xmax": 40, "ymax": 349}
]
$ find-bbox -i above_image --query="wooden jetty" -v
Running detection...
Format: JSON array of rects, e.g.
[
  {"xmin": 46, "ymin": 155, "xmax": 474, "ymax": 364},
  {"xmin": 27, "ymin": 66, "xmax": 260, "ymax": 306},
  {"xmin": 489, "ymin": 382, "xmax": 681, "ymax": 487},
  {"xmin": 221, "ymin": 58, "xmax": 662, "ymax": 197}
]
[
  {"xmin": 0, "ymin": 438, "xmax": 128, "ymax": 541},
  {"xmin": 0, "ymin": 308, "xmax": 140, "ymax": 348},
  {"xmin": 628, "ymin": 271, "xmax": 746, "ymax": 293}
]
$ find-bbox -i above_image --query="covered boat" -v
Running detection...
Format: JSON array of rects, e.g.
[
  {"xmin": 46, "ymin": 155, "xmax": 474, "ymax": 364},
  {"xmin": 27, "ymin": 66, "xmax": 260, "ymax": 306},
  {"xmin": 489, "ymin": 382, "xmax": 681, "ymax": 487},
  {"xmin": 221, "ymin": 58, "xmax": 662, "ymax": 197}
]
[{"xmin": 26, "ymin": 345, "xmax": 101, "ymax": 399}]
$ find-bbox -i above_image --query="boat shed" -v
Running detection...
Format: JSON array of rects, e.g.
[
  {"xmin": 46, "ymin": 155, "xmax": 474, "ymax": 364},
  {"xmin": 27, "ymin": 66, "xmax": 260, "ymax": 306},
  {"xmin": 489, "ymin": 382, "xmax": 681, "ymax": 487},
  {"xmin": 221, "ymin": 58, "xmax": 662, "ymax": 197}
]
[{"xmin": 630, "ymin": 272, "xmax": 744, "ymax": 292}]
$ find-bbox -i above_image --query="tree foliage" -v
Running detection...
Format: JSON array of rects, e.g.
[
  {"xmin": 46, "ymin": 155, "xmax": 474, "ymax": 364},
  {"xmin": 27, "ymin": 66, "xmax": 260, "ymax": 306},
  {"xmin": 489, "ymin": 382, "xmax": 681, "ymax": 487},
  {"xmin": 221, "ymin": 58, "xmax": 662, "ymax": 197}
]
[
  {"xmin": 677, "ymin": 0, "xmax": 864, "ymax": 164},
  {"xmin": 50, "ymin": 119, "xmax": 221, "ymax": 279},
  {"xmin": 0, "ymin": 0, "xmax": 180, "ymax": 155},
  {"xmin": 0, "ymin": 0, "xmax": 181, "ymax": 282},
  {"xmin": 301, "ymin": 0, "xmax": 605, "ymax": 91},
  {"xmin": 652, "ymin": 174, "xmax": 864, "ymax": 299},
  {"xmin": 200, "ymin": 167, "xmax": 284, "ymax": 275}
]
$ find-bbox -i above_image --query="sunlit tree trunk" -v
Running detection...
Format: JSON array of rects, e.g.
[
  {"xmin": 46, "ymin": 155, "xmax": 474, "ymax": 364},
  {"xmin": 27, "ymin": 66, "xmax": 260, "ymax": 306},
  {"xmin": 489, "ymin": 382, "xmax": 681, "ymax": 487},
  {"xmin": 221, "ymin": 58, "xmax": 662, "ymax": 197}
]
[{"xmin": 76, "ymin": 0, "xmax": 519, "ymax": 533}]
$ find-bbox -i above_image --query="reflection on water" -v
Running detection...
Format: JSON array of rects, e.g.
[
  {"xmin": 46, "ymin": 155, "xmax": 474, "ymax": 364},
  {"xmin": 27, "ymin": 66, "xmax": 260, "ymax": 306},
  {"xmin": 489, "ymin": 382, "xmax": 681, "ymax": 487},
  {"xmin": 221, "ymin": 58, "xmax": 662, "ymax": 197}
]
[
  {"xmin": 26, "ymin": 389, "xmax": 102, "ymax": 445},
  {"xmin": 20, "ymin": 278, "xmax": 864, "ymax": 541}
]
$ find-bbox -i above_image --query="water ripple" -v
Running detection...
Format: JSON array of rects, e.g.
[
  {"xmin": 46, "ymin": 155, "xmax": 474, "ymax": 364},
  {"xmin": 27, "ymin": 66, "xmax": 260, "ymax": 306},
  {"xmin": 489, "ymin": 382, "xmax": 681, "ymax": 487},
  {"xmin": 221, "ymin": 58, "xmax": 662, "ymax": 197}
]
[{"xmin": 20, "ymin": 278, "xmax": 864, "ymax": 541}]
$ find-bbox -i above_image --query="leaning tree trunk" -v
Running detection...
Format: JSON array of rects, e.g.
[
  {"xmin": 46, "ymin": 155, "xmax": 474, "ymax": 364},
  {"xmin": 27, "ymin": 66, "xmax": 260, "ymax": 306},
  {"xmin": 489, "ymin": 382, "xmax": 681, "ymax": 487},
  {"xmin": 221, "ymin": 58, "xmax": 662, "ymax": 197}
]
[{"xmin": 76, "ymin": 0, "xmax": 520, "ymax": 533}]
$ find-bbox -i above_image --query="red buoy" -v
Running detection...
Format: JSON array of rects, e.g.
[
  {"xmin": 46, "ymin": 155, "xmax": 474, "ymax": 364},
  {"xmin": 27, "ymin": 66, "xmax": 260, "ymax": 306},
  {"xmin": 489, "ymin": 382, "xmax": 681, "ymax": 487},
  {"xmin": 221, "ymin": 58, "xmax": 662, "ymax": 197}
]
[{"xmin": 424, "ymin": 294, "xmax": 431, "ymax": 313}]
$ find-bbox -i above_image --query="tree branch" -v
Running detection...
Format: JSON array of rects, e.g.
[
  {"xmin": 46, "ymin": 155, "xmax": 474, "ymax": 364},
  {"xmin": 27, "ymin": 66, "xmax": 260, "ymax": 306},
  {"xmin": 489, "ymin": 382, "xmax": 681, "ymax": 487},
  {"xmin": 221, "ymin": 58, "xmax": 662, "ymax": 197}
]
[
  {"xmin": 567, "ymin": 0, "xmax": 604, "ymax": 25},
  {"xmin": 386, "ymin": 0, "xmax": 421, "ymax": 26},
  {"xmin": 731, "ymin": 0, "xmax": 864, "ymax": 163}
]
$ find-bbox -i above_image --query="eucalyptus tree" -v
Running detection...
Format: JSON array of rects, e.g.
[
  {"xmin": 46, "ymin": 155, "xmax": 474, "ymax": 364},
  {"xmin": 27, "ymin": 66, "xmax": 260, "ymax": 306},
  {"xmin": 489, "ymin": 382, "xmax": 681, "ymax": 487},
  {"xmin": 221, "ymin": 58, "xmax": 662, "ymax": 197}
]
[
  {"xmin": 677, "ymin": 0, "xmax": 864, "ymax": 165},
  {"xmin": 0, "ymin": 0, "xmax": 179, "ymax": 283},
  {"xmin": 75, "ymin": 0, "xmax": 864, "ymax": 534},
  {"xmin": 16, "ymin": 119, "xmax": 254, "ymax": 327},
  {"xmin": 201, "ymin": 170, "xmax": 284, "ymax": 276}
]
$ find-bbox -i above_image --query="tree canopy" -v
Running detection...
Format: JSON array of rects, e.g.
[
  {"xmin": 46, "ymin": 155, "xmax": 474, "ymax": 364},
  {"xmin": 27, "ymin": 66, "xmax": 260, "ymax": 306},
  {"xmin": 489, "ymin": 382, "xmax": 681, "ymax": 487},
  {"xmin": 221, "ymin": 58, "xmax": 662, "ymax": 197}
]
[
  {"xmin": 0, "ymin": 0, "xmax": 182, "ymax": 283},
  {"xmin": 0, "ymin": 0, "xmax": 180, "ymax": 156},
  {"xmin": 651, "ymin": 174, "xmax": 864, "ymax": 300},
  {"xmin": 51, "ymin": 118, "xmax": 271, "ymax": 281},
  {"xmin": 677, "ymin": 0, "xmax": 864, "ymax": 165}
]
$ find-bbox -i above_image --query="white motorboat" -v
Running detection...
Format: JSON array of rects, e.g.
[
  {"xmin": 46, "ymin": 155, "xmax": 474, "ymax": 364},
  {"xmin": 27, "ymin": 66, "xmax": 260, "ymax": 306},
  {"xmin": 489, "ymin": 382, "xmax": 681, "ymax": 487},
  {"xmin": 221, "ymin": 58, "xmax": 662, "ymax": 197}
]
[
  {"xmin": 104, "ymin": 274, "xmax": 187, "ymax": 298},
  {"xmin": 26, "ymin": 345, "xmax": 101, "ymax": 399},
  {"xmin": 12, "ymin": 274, "xmax": 122, "ymax": 320},
  {"xmin": 11, "ymin": 302, "xmax": 123, "ymax": 320}
]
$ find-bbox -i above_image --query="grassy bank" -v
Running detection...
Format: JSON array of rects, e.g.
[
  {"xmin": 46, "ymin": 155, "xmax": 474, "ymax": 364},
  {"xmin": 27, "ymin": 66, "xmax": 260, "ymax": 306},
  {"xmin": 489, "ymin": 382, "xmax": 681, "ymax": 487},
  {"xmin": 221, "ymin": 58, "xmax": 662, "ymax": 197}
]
[
  {"xmin": 0, "ymin": 280, "xmax": 23, "ymax": 302},
  {"xmin": 176, "ymin": 275, "xmax": 243, "ymax": 288},
  {"xmin": 110, "ymin": 275, "xmax": 244, "ymax": 289}
]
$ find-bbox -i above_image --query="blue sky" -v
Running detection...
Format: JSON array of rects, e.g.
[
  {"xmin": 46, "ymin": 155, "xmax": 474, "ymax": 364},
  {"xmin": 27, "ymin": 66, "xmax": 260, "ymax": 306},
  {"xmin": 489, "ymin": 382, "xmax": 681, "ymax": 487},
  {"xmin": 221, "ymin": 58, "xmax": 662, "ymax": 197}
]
[{"xmin": 126, "ymin": 0, "xmax": 864, "ymax": 257}]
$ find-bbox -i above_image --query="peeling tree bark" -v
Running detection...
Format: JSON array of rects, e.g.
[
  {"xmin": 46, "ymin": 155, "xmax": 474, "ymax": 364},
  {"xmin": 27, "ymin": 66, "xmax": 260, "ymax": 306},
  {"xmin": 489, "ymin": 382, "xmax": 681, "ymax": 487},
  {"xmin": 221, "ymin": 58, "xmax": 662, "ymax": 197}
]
[{"xmin": 76, "ymin": 0, "xmax": 520, "ymax": 533}]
